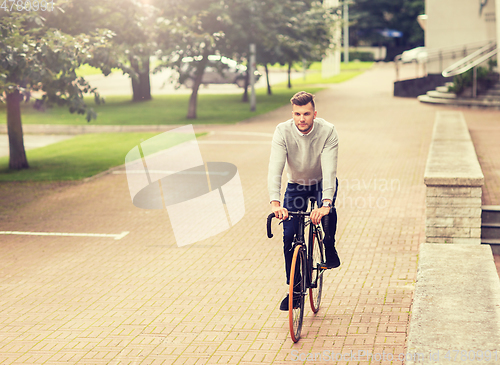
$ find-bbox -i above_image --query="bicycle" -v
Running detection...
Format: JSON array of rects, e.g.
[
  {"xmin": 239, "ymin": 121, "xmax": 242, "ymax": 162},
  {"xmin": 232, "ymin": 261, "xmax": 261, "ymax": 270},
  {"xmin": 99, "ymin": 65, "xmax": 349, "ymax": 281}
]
[{"xmin": 266, "ymin": 198, "xmax": 330, "ymax": 343}]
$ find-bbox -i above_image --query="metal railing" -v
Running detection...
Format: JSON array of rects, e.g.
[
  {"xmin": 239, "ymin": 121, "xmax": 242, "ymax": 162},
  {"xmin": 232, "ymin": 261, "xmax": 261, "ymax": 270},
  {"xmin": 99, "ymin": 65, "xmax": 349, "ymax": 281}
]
[
  {"xmin": 441, "ymin": 41, "xmax": 497, "ymax": 98},
  {"xmin": 394, "ymin": 40, "xmax": 497, "ymax": 82}
]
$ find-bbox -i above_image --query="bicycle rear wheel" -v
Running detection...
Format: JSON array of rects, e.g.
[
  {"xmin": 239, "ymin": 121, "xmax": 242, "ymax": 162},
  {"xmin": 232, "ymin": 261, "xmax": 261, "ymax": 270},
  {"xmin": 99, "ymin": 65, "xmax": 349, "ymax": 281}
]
[
  {"xmin": 309, "ymin": 228, "xmax": 325, "ymax": 313},
  {"xmin": 289, "ymin": 245, "xmax": 306, "ymax": 343}
]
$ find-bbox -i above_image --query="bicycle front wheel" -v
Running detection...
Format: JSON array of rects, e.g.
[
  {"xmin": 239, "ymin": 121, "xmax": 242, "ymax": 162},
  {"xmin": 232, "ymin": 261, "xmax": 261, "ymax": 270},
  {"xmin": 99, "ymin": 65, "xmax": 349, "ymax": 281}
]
[
  {"xmin": 289, "ymin": 245, "xmax": 306, "ymax": 343},
  {"xmin": 309, "ymin": 229, "xmax": 325, "ymax": 313}
]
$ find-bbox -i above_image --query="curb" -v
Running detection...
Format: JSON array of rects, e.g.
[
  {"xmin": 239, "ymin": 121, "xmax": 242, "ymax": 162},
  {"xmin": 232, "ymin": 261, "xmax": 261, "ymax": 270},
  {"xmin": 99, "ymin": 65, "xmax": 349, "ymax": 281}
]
[{"xmin": 0, "ymin": 124, "xmax": 209, "ymax": 135}]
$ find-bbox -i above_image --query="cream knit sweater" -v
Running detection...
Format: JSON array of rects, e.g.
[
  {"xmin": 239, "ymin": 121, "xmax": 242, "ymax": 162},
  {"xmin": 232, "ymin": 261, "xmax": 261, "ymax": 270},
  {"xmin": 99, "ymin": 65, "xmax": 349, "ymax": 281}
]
[{"xmin": 268, "ymin": 117, "xmax": 338, "ymax": 203}]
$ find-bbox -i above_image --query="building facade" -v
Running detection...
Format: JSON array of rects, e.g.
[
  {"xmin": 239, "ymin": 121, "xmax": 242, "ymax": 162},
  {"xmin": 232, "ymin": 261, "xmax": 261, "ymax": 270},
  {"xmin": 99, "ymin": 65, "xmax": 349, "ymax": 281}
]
[{"xmin": 425, "ymin": 0, "xmax": 498, "ymax": 74}]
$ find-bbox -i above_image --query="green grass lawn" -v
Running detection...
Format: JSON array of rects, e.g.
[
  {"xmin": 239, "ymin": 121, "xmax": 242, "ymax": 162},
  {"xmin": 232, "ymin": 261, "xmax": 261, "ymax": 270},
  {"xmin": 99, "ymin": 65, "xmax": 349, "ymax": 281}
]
[
  {"xmin": 0, "ymin": 86, "xmax": 324, "ymax": 181},
  {"xmin": 0, "ymin": 132, "xmax": 203, "ymax": 181},
  {"xmin": 0, "ymin": 86, "xmax": 324, "ymax": 126},
  {"xmin": 267, "ymin": 61, "xmax": 373, "ymax": 72},
  {"xmin": 0, "ymin": 63, "xmax": 371, "ymax": 126},
  {"xmin": 0, "ymin": 61, "xmax": 372, "ymax": 181},
  {"xmin": 308, "ymin": 61, "xmax": 373, "ymax": 72},
  {"xmin": 279, "ymin": 69, "xmax": 370, "ymax": 86},
  {"xmin": 268, "ymin": 61, "xmax": 372, "ymax": 87}
]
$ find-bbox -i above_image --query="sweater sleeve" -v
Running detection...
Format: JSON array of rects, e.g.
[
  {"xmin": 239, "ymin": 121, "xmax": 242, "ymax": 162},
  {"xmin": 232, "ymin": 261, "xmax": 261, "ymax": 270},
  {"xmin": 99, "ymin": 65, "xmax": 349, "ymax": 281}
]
[
  {"xmin": 268, "ymin": 128, "xmax": 287, "ymax": 203},
  {"xmin": 320, "ymin": 127, "xmax": 339, "ymax": 201}
]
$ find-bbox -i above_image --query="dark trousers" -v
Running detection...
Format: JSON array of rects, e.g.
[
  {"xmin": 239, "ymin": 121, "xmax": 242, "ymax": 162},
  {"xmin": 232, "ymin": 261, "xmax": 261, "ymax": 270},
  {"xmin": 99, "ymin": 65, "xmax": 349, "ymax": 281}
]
[{"xmin": 282, "ymin": 179, "xmax": 338, "ymax": 284}]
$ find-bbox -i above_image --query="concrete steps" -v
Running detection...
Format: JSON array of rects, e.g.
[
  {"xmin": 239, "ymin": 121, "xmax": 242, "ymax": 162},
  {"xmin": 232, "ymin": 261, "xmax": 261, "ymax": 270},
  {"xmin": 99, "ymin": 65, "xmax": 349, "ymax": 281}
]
[
  {"xmin": 418, "ymin": 94, "xmax": 500, "ymax": 108},
  {"xmin": 435, "ymin": 85, "xmax": 451, "ymax": 93},
  {"xmin": 418, "ymin": 79, "xmax": 500, "ymax": 109},
  {"xmin": 482, "ymin": 84, "xmax": 500, "ymax": 97},
  {"xmin": 425, "ymin": 90, "xmax": 457, "ymax": 99},
  {"xmin": 482, "ymin": 206, "xmax": 500, "ymax": 253}
]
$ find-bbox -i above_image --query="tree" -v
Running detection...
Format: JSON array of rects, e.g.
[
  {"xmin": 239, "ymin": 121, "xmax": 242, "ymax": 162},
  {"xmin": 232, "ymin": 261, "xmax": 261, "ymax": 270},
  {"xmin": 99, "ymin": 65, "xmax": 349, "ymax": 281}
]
[
  {"xmin": 154, "ymin": 0, "xmax": 335, "ymax": 116},
  {"xmin": 155, "ymin": 0, "xmax": 229, "ymax": 119},
  {"xmin": 108, "ymin": 0, "xmax": 159, "ymax": 102},
  {"xmin": 349, "ymin": 0, "xmax": 425, "ymax": 56},
  {"xmin": 223, "ymin": 0, "xmax": 334, "ymax": 96},
  {"xmin": 46, "ymin": 0, "xmax": 158, "ymax": 102},
  {"xmin": 221, "ymin": 0, "xmax": 265, "ymax": 100},
  {"xmin": 271, "ymin": 0, "xmax": 335, "ymax": 89},
  {"xmin": 0, "ymin": 13, "xmax": 111, "ymax": 170}
]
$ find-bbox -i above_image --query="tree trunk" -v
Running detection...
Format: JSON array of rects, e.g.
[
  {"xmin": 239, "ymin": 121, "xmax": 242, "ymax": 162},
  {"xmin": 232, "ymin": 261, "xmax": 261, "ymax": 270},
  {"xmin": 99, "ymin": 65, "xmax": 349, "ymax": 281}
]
[
  {"xmin": 264, "ymin": 64, "xmax": 272, "ymax": 95},
  {"xmin": 6, "ymin": 90, "xmax": 29, "ymax": 170},
  {"xmin": 187, "ymin": 78, "xmax": 202, "ymax": 119},
  {"xmin": 130, "ymin": 55, "xmax": 152, "ymax": 102},
  {"xmin": 187, "ymin": 51, "xmax": 210, "ymax": 119},
  {"xmin": 288, "ymin": 62, "xmax": 292, "ymax": 89},
  {"xmin": 241, "ymin": 68, "xmax": 249, "ymax": 102}
]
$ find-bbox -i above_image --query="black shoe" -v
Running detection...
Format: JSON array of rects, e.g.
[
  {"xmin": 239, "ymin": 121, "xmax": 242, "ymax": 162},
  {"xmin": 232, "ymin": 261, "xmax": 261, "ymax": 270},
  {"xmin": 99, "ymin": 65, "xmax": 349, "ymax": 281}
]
[
  {"xmin": 321, "ymin": 247, "xmax": 341, "ymax": 269},
  {"xmin": 279, "ymin": 293, "xmax": 301, "ymax": 311},
  {"xmin": 279, "ymin": 295, "xmax": 289, "ymax": 311}
]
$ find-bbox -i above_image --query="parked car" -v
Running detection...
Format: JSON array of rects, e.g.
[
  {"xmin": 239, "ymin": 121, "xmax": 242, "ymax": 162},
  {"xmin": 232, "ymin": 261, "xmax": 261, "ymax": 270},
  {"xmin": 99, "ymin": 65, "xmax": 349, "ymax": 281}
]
[
  {"xmin": 400, "ymin": 47, "xmax": 428, "ymax": 63},
  {"xmin": 181, "ymin": 55, "xmax": 261, "ymax": 88}
]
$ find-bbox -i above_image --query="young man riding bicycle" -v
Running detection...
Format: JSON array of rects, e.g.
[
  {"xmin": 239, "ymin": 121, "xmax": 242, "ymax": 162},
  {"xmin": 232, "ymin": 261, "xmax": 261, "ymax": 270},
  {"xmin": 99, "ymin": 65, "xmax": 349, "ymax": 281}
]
[{"xmin": 268, "ymin": 91, "xmax": 340, "ymax": 311}]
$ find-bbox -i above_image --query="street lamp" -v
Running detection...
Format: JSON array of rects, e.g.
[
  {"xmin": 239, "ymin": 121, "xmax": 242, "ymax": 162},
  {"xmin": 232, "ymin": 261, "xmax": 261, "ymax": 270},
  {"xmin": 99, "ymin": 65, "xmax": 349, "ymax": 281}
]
[
  {"xmin": 343, "ymin": 0, "xmax": 349, "ymax": 64},
  {"xmin": 249, "ymin": 43, "xmax": 256, "ymax": 112}
]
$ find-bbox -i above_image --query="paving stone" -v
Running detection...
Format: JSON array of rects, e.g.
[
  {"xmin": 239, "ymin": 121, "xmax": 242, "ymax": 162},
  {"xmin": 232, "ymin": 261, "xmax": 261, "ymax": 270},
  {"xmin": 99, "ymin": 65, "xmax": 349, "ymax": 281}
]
[{"xmin": 0, "ymin": 62, "xmax": 498, "ymax": 364}]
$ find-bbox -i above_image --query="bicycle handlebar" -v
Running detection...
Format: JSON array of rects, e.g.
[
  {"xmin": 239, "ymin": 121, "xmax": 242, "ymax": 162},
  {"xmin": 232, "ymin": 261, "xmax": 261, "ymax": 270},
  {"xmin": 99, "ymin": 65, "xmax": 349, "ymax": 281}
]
[
  {"xmin": 266, "ymin": 211, "xmax": 330, "ymax": 241},
  {"xmin": 266, "ymin": 213, "xmax": 276, "ymax": 238}
]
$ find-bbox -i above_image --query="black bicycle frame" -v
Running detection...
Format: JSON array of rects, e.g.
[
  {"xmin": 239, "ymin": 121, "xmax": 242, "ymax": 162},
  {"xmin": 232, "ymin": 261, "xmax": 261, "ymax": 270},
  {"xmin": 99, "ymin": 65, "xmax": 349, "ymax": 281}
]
[
  {"xmin": 266, "ymin": 198, "xmax": 330, "ymax": 287},
  {"xmin": 266, "ymin": 198, "xmax": 330, "ymax": 242}
]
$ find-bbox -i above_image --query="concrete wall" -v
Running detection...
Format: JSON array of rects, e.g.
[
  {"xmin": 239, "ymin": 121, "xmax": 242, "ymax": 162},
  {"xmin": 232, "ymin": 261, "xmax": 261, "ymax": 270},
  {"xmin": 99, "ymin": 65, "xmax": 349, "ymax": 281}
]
[
  {"xmin": 393, "ymin": 74, "xmax": 452, "ymax": 98},
  {"xmin": 424, "ymin": 111, "xmax": 484, "ymax": 244},
  {"xmin": 425, "ymin": 0, "xmax": 497, "ymax": 74},
  {"xmin": 406, "ymin": 243, "xmax": 500, "ymax": 364},
  {"xmin": 322, "ymin": 0, "xmax": 341, "ymax": 78},
  {"xmin": 497, "ymin": 0, "xmax": 500, "ymax": 46}
]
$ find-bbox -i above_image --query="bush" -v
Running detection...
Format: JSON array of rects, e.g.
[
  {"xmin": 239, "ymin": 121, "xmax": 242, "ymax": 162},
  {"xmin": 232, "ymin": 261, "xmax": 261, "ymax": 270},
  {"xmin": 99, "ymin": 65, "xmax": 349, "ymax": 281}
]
[
  {"xmin": 341, "ymin": 51, "xmax": 374, "ymax": 62},
  {"xmin": 448, "ymin": 66, "xmax": 494, "ymax": 95}
]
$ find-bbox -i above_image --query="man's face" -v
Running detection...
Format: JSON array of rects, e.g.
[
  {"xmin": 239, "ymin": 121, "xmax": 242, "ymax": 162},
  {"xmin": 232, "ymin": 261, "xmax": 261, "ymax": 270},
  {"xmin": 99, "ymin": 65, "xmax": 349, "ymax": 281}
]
[{"xmin": 292, "ymin": 102, "xmax": 317, "ymax": 134}]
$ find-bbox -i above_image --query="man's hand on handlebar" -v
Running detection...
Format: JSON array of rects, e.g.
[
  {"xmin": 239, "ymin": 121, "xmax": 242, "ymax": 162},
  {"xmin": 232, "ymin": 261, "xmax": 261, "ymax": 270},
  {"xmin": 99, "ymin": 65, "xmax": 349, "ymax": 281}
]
[
  {"xmin": 310, "ymin": 206, "xmax": 330, "ymax": 225},
  {"xmin": 271, "ymin": 200, "xmax": 288, "ymax": 221}
]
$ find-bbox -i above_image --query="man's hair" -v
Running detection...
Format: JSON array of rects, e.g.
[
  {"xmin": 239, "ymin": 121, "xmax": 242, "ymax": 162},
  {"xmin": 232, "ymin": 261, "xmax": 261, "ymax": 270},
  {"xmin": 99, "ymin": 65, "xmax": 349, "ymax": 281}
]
[{"xmin": 290, "ymin": 91, "xmax": 315, "ymax": 109}]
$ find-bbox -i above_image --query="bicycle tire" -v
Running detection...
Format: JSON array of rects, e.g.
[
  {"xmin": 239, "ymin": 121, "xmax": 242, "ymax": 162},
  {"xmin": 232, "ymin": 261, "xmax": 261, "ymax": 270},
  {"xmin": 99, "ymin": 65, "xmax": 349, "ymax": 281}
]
[
  {"xmin": 289, "ymin": 245, "xmax": 306, "ymax": 343},
  {"xmin": 308, "ymin": 227, "xmax": 325, "ymax": 313}
]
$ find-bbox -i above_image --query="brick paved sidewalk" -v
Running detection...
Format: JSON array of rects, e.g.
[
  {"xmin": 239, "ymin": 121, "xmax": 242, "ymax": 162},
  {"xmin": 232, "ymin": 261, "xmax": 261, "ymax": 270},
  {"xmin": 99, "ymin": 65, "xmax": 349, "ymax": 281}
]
[
  {"xmin": 0, "ymin": 63, "xmax": 451, "ymax": 364},
  {"xmin": 464, "ymin": 105, "xmax": 500, "ymax": 276},
  {"xmin": 465, "ymin": 109, "xmax": 500, "ymax": 206}
]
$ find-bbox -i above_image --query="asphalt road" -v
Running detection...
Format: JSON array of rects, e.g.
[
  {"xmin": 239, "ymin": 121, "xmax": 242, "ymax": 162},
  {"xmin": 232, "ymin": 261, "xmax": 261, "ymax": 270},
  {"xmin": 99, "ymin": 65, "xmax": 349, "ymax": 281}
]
[{"xmin": 85, "ymin": 68, "xmax": 298, "ymax": 96}]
